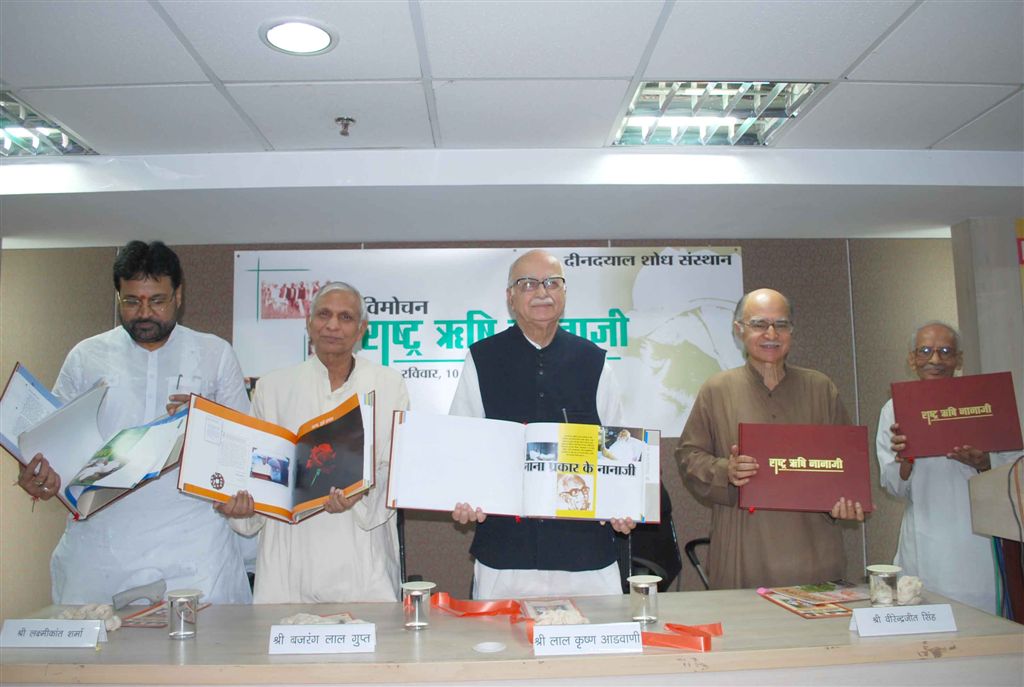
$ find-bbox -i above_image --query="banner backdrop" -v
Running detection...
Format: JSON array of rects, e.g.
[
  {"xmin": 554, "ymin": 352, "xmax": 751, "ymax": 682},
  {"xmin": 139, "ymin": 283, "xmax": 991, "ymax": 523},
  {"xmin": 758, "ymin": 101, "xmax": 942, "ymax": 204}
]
[{"xmin": 233, "ymin": 247, "xmax": 743, "ymax": 436}]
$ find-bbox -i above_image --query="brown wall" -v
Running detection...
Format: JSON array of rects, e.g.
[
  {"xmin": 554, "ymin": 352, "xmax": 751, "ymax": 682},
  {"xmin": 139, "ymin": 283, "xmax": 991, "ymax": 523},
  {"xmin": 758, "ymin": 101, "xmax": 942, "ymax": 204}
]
[{"xmin": 0, "ymin": 238, "xmax": 957, "ymax": 619}]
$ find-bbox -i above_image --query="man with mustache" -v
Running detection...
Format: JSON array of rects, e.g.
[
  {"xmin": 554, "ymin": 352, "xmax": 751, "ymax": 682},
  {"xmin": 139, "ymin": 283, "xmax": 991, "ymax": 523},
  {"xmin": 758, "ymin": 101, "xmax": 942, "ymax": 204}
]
[
  {"xmin": 217, "ymin": 281, "xmax": 410, "ymax": 603},
  {"xmin": 16, "ymin": 241, "xmax": 252, "ymax": 605},
  {"xmin": 677, "ymin": 288, "xmax": 864, "ymax": 589},
  {"xmin": 877, "ymin": 321, "xmax": 1016, "ymax": 613},
  {"xmin": 450, "ymin": 249, "xmax": 634, "ymax": 599}
]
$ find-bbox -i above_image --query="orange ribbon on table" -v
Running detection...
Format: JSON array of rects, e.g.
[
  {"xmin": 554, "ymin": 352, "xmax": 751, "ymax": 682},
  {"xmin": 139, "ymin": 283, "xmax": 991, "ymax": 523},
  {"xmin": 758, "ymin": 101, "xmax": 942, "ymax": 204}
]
[
  {"xmin": 642, "ymin": 622, "xmax": 723, "ymax": 652},
  {"xmin": 431, "ymin": 591, "xmax": 521, "ymax": 617},
  {"xmin": 430, "ymin": 592, "xmax": 722, "ymax": 652}
]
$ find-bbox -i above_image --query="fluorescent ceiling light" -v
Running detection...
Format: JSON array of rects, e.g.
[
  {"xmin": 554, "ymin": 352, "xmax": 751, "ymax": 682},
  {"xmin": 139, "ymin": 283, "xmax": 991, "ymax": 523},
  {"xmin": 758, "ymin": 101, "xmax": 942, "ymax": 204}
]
[
  {"xmin": 0, "ymin": 92, "xmax": 94, "ymax": 157},
  {"xmin": 261, "ymin": 20, "xmax": 335, "ymax": 55},
  {"xmin": 614, "ymin": 81, "xmax": 826, "ymax": 147}
]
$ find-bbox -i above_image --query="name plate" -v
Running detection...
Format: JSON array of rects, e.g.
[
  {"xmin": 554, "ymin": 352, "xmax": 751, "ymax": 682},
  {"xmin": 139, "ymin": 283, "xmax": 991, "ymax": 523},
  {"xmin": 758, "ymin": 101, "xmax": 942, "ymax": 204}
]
[
  {"xmin": 268, "ymin": 623, "xmax": 376, "ymax": 654},
  {"xmin": 533, "ymin": 622, "xmax": 643, "ymax": 656},
  {"xmin": 850, "ymin": 604, "xmax": 957, "ymax": 636},
  {"xmin": 0, "ymin": 619, "xmax": 107, "ymax": 648}
]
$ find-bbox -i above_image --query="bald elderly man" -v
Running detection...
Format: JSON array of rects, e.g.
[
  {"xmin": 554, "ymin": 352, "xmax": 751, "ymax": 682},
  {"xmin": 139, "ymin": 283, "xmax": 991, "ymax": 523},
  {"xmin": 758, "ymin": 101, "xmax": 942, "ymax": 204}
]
[
  {"xmin": 677, "ymin": 288, "xmax": 863, "ymax": 589},
  {"xmin": 449, "ymin": 249, "xmax": 634, "ymax": 599}
]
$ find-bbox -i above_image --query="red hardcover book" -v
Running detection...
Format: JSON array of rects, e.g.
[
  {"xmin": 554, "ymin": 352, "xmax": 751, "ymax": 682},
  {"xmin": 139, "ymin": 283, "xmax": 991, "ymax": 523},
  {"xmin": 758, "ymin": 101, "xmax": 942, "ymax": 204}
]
[
  {"xmin": 737, "ymin": 423, "xmax": 873, "ymax": 513},
  {"xmin": 891, "ymin": 372, "xmax": 1023, "ymax": 458}
]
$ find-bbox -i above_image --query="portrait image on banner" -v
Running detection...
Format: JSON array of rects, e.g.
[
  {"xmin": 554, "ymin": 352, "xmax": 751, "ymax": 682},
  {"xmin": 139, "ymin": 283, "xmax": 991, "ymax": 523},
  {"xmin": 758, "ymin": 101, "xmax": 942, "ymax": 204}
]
[{"xmin": 233, "ymin": 247, "xmax": 744, "ymax": 435}]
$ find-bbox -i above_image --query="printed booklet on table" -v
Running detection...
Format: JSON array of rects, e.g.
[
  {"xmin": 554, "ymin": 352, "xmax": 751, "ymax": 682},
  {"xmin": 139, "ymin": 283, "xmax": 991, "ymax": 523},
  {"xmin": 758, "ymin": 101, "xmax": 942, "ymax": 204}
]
[
  {"xmin": 178, "ymin": 393, "xmax": 374, "ymax": 524},
  {"xmin": 387, "ymin": 411, "xmax": 660, "ymax": 522}
]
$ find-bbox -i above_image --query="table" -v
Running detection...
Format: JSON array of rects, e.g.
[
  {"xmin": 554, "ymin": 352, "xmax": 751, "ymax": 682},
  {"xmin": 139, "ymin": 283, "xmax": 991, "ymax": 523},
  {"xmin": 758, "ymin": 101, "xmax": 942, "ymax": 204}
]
[{"xmin": 2, "ymin": 590, "xmax": 1022, "ymax": 685}]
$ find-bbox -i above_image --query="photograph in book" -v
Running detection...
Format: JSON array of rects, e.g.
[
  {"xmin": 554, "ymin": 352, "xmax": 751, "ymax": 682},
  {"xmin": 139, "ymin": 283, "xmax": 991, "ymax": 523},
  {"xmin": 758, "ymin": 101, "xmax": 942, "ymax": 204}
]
[
  {"xmin": 387, "ymin": 411, "xmax": 661, "ymax": 522},
  {"xmin": 178, "ymin": 393, "xmax": 374, "ymax": 523},
  {"xmin": 293, "ymin": 407, "xmax": 366, "ymax": 506}
]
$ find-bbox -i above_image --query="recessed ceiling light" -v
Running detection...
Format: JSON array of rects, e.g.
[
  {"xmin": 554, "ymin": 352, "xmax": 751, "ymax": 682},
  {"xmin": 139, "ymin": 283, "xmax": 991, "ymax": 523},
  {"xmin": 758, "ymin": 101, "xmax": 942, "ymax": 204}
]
[{"xmin": 260, "ymin": 19, "xmax": 336, "ymax": 56}]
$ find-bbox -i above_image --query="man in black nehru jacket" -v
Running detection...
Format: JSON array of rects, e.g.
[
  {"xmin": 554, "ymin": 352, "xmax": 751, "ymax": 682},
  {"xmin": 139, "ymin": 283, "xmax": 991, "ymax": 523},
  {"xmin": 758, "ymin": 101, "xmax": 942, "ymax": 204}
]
[{"xmin": 449, "ymin": 249, "xmax": 635, "ymax": 599}]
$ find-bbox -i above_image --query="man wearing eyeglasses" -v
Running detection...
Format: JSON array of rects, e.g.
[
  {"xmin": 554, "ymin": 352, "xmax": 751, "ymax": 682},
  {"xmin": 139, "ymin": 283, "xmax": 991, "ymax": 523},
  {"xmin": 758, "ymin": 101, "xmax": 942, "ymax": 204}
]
[
  {"xmin": 677, "ymin": 288, "xmax": 864, "ymax": 589},
  {"xmin": 16, "ymin": 241, "xmax": 252, "ymax": 605},
  {"xmin": 449, "ymin": 249, "xmax": 634, "ymax": 599},
  {"xmin": 875, "ymin": 321, "xmax": 1014, "ymax": 613}
]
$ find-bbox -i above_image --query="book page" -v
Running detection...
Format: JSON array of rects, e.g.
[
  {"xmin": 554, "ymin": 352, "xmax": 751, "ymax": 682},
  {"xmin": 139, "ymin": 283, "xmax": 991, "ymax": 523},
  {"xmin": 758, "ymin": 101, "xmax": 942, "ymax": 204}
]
[
  {"xmin": 521, "ymin": 423, "xmax": 649, "ymax": 520},
  {"xmin": 0, "ymin": 364, "xmax": 62, "ymax": 461},
  {"xmin": 292, "ymin": 395, "xmax": 367, "ymax": 513},
  {"xmin": 65, "ymin": 409, "xmax": 188, "ymax": 506},
  {"xmin": 178, "ymin": 396, "xmax": 298, "ymax": 518},
  {"xmin": 387, "ymin": 412, "xmax": 525, "ymax": 515},
  {"xmin": 17, "ymin": 385, "xmax": 107, "ymax": 512}
]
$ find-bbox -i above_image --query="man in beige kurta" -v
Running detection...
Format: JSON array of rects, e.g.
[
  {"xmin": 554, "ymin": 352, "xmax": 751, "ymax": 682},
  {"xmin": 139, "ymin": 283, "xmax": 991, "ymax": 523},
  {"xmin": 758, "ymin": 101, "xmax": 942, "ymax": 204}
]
[
  {"xmin": 222, "ymin": 282, "xmax": 409, "ymax": 603},
  {"xmin": 677, "ymin": 288, "xmax": 863, "ymax": 589}
]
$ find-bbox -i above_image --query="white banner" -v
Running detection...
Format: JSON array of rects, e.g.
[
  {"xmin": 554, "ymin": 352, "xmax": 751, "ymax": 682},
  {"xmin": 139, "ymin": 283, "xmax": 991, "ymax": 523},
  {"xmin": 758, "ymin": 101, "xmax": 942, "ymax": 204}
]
[{"xmin": 233, "ymin": 247, "xmax": 743, "ymax": 436}]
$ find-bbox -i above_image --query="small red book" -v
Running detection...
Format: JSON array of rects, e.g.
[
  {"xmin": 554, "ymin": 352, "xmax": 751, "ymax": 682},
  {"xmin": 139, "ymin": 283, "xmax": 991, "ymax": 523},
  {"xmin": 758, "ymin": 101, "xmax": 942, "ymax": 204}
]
[
  {"xmin": 891, "ymin": 372, "xmax": 1022, "ymax": 459},
  {"xmin": 738, "ymin": 423, "xmax": 873, "ymax": 513}
]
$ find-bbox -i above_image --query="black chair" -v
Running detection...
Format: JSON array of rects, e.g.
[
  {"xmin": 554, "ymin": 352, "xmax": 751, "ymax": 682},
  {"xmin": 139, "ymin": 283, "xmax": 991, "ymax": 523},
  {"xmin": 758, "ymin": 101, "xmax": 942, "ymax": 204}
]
[
  {"xmin": 616, "ymin": 484, "xmax": 684, "ymax": 592},
  {"xmin": 684, "ymin": 537, "xmax": 711, "ymax": 590},
  {"xmin": 397, "ymin": 509, "xmax": 423, "ymax": 583}
]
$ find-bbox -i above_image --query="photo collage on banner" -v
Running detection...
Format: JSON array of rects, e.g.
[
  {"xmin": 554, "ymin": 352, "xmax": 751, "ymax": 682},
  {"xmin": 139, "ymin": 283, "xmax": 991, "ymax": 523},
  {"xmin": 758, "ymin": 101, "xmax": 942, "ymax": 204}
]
[{"xmin": 233, "ymin": 247, "xmax": 743, "ymax": 436}]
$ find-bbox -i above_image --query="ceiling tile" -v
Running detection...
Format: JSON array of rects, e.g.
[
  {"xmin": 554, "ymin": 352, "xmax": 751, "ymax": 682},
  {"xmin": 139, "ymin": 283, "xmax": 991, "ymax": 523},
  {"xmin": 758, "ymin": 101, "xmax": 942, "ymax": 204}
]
[
  {"xmin": 434, "ymin": 80, "xmax": 630, "ymax": 148},
  {"xmin": 18, "ymin": 86, "xmax": 266, "ymax": 155},
  {"xmin": 0, "ymin": 0, "xmax": 207, "ymax": 88},
  {"xmin": 421, "ymin": 0, "xmax": 663, "ymax": 78},
  {"xmin": 161, "ymin": 1, "xmax": 421, "ymax": 82},
  {"xmin": 646, "ymin": 1, "xmax": 914, "ymax": 81},
  {"xmin": 849, "ymin": 0, "xmax": 1024, "ymax": 84},
  {"xmin": 227, "ymin": 82, "xmax": 434, "ymax": 150},
  {"xmin": 934, "ymin": 91, "xmax": 1024, "ymax": 151},
  {"xmin": 777, "ymin": 82, "xmax": 1018, "ymax": 149}
]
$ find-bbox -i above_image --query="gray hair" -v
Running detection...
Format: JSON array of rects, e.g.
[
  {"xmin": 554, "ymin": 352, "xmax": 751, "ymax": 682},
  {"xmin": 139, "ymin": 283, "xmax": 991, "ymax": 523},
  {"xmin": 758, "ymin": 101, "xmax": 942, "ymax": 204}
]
[
  {"xmin": 308, "ymin": 281, "xmax": 367, "ymax": 323},
  {"xmin": 909, "ymin": 320, "xmax": 961, "ymax": 351}
]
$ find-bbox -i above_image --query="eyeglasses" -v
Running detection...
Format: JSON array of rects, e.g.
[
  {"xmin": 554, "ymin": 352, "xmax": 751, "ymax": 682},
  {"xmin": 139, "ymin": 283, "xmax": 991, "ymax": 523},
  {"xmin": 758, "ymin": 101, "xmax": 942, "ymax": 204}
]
[
  {"xmin": 913, "ymin": 346, "xmax": 957, "ymax": 360},
  {"xmin": 118, "ymin": 293, "xmax": 175, "ymax": 313},
  {"xmin": 562, "ymin": 486, "xmax": 590, "ymax": 498},
  {"xmin": 511, "ymin": 276, "xmax": 566, "ymax": 293},
  {"xmin": 739, "ymin": 318, "xmax": 794, "ymax": 333}
]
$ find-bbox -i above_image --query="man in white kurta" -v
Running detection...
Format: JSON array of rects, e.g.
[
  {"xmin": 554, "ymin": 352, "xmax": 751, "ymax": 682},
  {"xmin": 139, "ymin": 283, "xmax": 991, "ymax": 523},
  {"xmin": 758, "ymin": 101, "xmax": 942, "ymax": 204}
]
[
  {"xmin": 602, "ymin": 429, "xmax": 647, "ymax": 463},
  {"xmin": 228, "ymin": 284, "xmax": 410, "ymax": 603},
  {"xmin": 19, "ymin": 241, "xmax": 252, "ymax": 604},
  {"xmin": 877, "ymin": 321, "xmax": 1015, "ymax": 614}
]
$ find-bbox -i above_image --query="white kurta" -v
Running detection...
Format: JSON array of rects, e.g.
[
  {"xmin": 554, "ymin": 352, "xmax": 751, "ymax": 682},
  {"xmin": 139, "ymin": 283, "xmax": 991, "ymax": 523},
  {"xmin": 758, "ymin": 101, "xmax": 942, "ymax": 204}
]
[
  {"xmin": 876, "ymin": 399, "xmax": 1016, "ymax": 613},
  {"xmin": 449, "ymin": 339, "xmax": 625, "ymax": 599},
  {"xmin": 49, "ymin": 325, "xmax": 252, "ymax": 604},
  {"xmin": 232, "ymin": 355, "xmax": 410, "ymax": 603},
  {"xmin": 606, "ymin": 436, "xmax": 647, "ymax": 462}
]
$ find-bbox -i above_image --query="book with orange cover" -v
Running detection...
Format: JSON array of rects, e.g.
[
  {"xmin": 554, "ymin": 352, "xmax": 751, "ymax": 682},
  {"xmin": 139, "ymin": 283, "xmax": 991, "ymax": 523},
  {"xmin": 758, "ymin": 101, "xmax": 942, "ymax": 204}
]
[
  {"xmin": 737, "ymin": 423, "xmax": 873, "ymax": 513},
  {"xmin": 177, "ymin": 393, "xmax": 374, "ymax": 523},
  {"xmin": 891, "ymin": 371, "xmax": 1022, "ymax": 458}
]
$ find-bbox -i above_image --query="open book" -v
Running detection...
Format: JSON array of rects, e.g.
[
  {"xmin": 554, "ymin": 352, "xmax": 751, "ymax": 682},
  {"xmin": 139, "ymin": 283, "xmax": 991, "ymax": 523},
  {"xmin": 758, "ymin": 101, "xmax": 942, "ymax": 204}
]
[
  {"xmin": 1, "ymin": 363, "xmax": 188, "ymax": 519},
  {"xmin": 178, "ymin": 393, "xmax": 374, "ymax": 524},
  {"xmin": 387, "ymin": 411, "xmax": 661, "ymax": 522}
]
